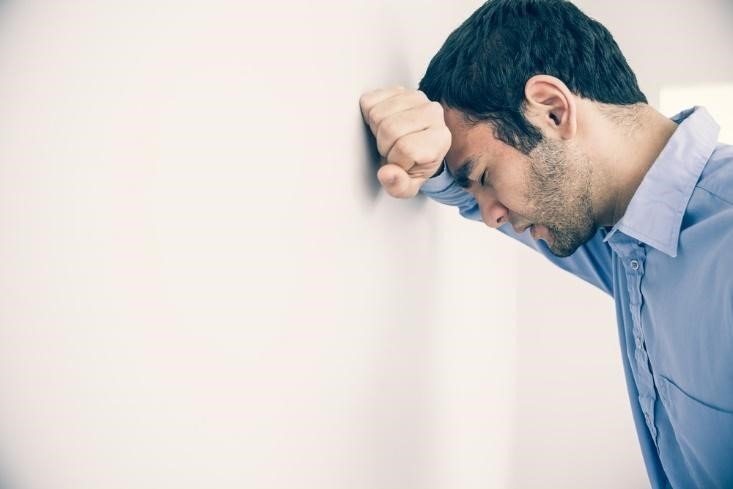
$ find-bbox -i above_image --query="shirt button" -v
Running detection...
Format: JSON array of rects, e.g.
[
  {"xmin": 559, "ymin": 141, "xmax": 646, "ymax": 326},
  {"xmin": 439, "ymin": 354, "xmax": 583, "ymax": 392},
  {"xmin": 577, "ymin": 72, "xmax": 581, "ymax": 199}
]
[{"xmin": 630, "ymin": 259, "xmax": 640, "ymax": 270}]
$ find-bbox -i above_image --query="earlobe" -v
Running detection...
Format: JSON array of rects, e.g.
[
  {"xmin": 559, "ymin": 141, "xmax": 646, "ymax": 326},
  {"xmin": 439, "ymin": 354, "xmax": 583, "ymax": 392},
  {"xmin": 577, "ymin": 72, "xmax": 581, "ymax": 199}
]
[{"xmin": 524, "ymin": 75, "xmax": 577, "ymax": 140}]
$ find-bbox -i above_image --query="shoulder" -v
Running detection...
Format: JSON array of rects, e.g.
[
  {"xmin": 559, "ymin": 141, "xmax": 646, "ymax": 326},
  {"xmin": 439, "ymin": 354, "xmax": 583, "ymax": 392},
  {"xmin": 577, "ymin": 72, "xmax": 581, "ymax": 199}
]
[
  {"xmin": 682, "ymin": 143, "xmax": 733, "ymax": 234},
  {"xmin": 696, "ymin": 143, "xmax": 733, "ymax": 206}
]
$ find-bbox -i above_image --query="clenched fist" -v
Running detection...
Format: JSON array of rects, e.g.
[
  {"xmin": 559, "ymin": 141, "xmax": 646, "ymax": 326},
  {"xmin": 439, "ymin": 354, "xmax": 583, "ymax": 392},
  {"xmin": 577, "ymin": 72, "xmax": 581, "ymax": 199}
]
[{"xmin": 359, "ymin": 86, "xmax": 452, "ymax": 198}]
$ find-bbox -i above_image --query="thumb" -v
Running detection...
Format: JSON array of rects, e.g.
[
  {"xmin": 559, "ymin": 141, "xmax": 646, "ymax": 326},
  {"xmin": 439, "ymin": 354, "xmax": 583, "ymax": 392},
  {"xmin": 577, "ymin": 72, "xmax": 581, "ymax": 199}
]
[{"xmin": 377, "ymin": 163, "xmax": 418, "ymax": 198}]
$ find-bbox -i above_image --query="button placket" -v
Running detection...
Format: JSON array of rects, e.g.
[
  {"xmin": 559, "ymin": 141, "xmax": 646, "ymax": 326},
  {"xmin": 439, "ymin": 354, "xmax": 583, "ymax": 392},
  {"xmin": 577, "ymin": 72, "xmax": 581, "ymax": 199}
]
[
  {"xmin": 611, "ymin": 236, "xmax": 659, "ymax": 443},
  {"xmin": 617, "ymin": 240, "xmax": 658, "ymax": 442},
  {"xmin": 627, "ymin": 256, "xmax": 644, "ymax": 350}
]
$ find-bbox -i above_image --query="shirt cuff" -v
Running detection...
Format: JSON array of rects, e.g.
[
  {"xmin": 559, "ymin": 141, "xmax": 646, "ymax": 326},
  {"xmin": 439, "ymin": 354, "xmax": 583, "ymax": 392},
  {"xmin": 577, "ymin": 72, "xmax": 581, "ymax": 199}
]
[{"xmin": 420, "ymin": 161, "xmax": 454, "ymax": 193}]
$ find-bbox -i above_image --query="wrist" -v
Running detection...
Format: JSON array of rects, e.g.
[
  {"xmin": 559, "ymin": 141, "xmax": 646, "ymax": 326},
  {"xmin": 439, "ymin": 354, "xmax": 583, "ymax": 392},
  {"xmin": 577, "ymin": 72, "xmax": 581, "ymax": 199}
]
[{"xmin": 431, "ymin": 160, "xmax": 446, "ymax": 178}]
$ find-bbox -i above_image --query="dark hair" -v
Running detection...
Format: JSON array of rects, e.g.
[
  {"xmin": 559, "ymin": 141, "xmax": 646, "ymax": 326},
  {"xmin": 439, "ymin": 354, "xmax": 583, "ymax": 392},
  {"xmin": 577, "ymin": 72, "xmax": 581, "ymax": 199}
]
[{"xmin": 418, "ymin": 0, "xmax": 647, "ymax": 154}]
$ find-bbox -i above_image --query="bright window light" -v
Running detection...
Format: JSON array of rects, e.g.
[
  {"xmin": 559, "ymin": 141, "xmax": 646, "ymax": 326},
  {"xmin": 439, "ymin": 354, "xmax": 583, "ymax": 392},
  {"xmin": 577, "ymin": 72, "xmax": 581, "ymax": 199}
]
[{"xmin": 659, "ymin": 83, "xmax": 733, "ymax": 144}]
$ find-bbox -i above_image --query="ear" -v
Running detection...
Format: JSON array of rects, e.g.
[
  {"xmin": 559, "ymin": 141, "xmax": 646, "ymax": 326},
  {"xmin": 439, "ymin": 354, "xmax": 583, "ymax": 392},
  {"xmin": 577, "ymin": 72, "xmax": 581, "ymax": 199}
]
[{"xmin": 523, "ymin": 75, "xmax": 577, "ymax": 140}]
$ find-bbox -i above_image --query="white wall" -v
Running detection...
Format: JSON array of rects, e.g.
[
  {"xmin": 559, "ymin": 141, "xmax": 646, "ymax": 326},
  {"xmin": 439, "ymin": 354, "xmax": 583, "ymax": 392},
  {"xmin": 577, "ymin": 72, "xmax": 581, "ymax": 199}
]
[
  {"xmin": 2, "ymin": 2, "xmax": 729, "ymax": 488},
  {"xmin": 0, "ymin": 2, "xmax": 519, "ymax": 489}
]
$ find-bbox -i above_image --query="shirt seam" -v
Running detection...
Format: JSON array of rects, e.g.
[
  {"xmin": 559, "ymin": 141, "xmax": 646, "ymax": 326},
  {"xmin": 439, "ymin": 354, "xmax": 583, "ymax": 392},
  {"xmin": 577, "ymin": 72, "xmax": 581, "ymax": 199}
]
[{"xmin": 695, "ymin": 184, "xmax": 733, "ymax": 207}]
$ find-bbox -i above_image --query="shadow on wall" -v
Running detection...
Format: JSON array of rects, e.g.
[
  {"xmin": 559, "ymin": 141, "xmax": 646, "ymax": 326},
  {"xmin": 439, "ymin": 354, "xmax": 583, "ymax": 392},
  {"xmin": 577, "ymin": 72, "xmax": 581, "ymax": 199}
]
[
  {"xmin": 360, "ymin": 118, "xmax": 429, "ymax": 205},
  {"xmin": 361, "ymin": 118, "xmax": 383, "ymax": 199},
  {"xmin": 356, "ymin": 30, "xmax": 423, "ymax": 203}
]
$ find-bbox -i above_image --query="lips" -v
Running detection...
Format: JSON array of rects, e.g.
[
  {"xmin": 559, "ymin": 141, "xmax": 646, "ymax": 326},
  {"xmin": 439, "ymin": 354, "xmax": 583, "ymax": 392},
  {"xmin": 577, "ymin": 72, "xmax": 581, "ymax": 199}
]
[{"xmin": 512, "ymin": 223, "xmax": 532, "ymax": 234}]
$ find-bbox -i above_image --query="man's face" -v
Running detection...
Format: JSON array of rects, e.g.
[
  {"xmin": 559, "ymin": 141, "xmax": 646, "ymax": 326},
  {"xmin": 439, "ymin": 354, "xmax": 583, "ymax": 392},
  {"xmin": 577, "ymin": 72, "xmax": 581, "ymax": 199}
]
[{"xmin": 442, "ymin": 107, "xmax": 596, "ymax": 257}]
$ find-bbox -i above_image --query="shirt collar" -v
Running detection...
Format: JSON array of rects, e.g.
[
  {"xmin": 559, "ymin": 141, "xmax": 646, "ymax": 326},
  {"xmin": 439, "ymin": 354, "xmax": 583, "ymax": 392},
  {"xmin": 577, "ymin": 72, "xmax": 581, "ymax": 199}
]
[{"xmin": 603, "ymin": 106, "xmax": 720, "ymax": 257}]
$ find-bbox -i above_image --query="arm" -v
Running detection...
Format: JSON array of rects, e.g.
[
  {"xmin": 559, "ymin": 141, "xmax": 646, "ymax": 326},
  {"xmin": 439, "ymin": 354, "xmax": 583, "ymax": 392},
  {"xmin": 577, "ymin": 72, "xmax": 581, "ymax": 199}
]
[
  {"xmin": 421, "ymin": 161, "xmax": 614, "ymax": 296},
  {"xmin": 359, "ymin": 87, "xmax": 613, "ymax": 296}
]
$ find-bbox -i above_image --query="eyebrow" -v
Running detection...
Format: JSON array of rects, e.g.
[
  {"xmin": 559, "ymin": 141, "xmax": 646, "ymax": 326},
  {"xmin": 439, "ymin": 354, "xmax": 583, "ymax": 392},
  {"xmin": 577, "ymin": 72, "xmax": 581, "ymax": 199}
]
[{"xmin": 451, "ymin": 157, "xmax": 476, "ymax": 189}]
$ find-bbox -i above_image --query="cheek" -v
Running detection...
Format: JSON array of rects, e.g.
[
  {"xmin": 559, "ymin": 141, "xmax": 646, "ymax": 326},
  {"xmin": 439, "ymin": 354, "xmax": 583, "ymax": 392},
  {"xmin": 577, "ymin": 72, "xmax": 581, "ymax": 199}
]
[{"xmin": 493, "ymin": 172, "xmax": 533, "ymax": 214}]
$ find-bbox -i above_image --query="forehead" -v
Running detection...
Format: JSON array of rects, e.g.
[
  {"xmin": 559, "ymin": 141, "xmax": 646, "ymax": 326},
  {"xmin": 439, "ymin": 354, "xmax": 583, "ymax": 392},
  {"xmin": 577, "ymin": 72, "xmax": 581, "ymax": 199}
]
[
  {"xmin": 442, "ymin": 107, "xmax": 497, "ymax": 173},
  {"xmin": 442, "ymin": 106, "xmax": 526, "ymax": 176}
]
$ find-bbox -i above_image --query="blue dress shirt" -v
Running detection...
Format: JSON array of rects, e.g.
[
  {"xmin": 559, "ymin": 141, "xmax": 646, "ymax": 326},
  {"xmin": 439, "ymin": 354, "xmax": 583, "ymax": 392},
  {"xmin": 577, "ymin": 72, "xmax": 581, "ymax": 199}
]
[{"xmin": 420, "ymin": 107, "xmax": 733, "ymax": 489}]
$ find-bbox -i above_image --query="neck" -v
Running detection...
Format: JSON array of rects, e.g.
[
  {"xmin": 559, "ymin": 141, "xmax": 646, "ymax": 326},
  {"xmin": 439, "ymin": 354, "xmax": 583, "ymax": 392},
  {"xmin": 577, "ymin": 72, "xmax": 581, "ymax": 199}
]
[{"xmin": 582, "ymin": 102, "xmax": 679, "ymax": 227}]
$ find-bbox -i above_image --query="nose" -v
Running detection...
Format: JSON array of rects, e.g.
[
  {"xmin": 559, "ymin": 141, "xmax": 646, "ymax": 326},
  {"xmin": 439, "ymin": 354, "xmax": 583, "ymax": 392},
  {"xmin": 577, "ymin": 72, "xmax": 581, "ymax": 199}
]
[{"xmin": 477, "ymin": 193, "xmax": 509, "ymax": 229}]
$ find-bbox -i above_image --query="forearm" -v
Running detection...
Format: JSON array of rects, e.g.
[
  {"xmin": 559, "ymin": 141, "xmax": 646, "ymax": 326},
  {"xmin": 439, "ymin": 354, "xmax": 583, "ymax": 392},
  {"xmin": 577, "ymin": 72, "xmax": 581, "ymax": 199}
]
[{"xmin": 420, "ymin": 161, "xmax": 482, "ymax": 221}]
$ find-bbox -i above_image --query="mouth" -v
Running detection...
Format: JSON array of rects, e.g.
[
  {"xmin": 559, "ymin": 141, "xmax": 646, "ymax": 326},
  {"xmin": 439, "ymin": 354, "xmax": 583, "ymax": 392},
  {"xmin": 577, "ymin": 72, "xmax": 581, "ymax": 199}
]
[{"xmin": 512, "ymin": 223, "xmax": 532, "ymax": 234}]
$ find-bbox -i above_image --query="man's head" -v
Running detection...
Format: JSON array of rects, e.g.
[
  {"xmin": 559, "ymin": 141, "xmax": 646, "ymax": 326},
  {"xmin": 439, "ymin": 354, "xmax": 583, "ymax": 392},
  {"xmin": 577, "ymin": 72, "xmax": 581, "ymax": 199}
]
[{"xmin": 419, "ymin": 0, "xmax": 647, "ymax": 256}]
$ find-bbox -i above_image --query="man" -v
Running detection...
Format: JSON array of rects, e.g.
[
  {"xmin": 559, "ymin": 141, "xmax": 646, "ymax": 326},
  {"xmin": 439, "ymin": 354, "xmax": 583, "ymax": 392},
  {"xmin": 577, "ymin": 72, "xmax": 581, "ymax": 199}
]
[{"xmin": 359, "ymin": 0, "xmax": 733, "ymax": 487}]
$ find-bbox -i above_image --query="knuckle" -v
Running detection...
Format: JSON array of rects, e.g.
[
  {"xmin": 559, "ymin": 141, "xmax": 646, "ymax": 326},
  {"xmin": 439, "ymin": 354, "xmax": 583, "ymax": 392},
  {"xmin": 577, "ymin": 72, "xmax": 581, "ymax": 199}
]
[
  {"xmin": 376, "ymin": 117, "xmax": 396, "ymax": 142},
  {"xmin": 430, "ymin": 145, "xmax": 444, "ymax": 163},
  {"xmin": 441, "ymin": 125, "xmax": 452, "ymax": 146},
  {"xmin": 427, "ymin": 145, "xmax": 443, "ymax": 165},
  {"xmin": 367, "ymin": 106, "xmax": 383, "ymax": 128},
  {"xmin": 359, "ymin": 92, "xmax": 373, "ymax": 112},
  {"xmin": 407, "ymin": 139, "xmax": 429, "ymax": 163},
  {"xmin": 427, "ymin": 100, "xmax": 444, "ymax": 118},
  {"xmin": 392, "ymin": 137, "xmax": 411, "ymax": 159}
]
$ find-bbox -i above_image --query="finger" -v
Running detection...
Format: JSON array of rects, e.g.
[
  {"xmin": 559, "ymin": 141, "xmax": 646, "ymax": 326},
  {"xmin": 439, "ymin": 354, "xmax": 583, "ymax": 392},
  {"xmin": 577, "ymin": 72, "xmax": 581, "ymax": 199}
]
[
  {"xmin": 359, "ymin": 85, "xmax": 405, "ymax": 121},
  {"xmin": 385, "ymin": 125, "xmax": 451, "ymax": 174},
  {"xmin": 363, "ymin": 90, "xmax": 429, "ymax": 135},
  {"xmin": 376, "ymin": 101, "xmax": 444, "ymax": 157},
  {"xmin": 377, "ymin": 164, "xmax": 425, "ymax": 199},
  {"xmin": 377, "ymin": 164, "xmax": 411, "ymax": 198},
  {"xmin": 406, "ymin": 160, "xmax": 443, "ymax": 180}
]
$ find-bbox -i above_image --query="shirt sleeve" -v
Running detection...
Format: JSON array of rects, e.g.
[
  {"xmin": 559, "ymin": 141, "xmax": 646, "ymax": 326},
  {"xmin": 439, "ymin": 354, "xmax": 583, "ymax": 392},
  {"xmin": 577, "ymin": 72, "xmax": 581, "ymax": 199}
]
[{"xmin": 420, "ymin": 163, "xmax": 614, "ymax": 296}]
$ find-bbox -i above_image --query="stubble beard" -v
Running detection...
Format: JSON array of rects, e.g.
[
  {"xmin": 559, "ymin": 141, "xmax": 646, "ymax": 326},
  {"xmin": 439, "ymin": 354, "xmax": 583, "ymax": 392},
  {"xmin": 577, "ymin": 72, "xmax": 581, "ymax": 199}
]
[{"xmin": 527, "ymin": 138, "xmax": 597, "ymax": 258}]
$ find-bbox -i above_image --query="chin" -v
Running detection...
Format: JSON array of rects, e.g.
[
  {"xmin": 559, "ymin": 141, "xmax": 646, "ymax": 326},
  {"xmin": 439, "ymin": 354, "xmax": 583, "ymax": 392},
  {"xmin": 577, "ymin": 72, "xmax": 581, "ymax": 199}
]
[
  {"xmin": 547, "ymin": 245, "xmax": 580, "ymax": 258},
  {"xmin": 545, "ymin": 227, "xmax": 595, "ymax": 258}
]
